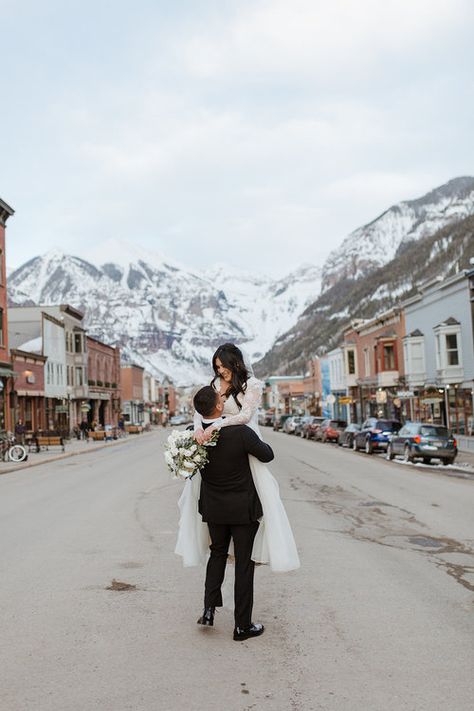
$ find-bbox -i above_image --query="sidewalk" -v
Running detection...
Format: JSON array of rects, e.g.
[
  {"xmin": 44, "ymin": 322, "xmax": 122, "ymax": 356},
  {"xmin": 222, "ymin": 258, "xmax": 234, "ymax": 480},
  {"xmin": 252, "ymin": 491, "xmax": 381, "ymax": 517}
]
[
  {"xmin": 456, "ymin": 434, "xmax": 474, "ymax": 454},
  {"xmin": 0, "ymin": 431, "xmax": 154, "ymax": 477}
]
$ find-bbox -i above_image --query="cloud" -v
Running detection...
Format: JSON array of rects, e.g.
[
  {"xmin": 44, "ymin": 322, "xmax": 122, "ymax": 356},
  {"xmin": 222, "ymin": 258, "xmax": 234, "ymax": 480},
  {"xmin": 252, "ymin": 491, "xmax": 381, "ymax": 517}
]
[{"xmin": 179, "ymin": 0, "xmax": 471, "ymax": 81}]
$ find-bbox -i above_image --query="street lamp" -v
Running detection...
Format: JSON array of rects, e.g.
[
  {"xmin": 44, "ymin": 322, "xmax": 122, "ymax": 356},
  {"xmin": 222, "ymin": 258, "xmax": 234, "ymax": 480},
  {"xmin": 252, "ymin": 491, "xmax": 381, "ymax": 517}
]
[{"xmin": 444, "ymin": 385, "xmax": 450, "ymax": 428}]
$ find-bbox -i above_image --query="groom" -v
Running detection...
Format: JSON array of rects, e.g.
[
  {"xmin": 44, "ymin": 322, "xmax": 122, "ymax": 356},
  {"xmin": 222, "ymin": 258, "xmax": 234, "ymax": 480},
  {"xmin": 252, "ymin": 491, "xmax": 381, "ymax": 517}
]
[{"xmin": 193, "ymin": 385, "xmax": 274, "ymax": 641}]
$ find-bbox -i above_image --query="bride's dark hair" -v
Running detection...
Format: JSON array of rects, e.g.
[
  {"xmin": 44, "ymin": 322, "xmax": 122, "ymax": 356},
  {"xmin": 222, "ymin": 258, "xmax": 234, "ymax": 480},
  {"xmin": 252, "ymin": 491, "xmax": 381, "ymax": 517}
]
[{"xmin": 211, "ymin": 343, "xmax": 250, "ymax": 408}]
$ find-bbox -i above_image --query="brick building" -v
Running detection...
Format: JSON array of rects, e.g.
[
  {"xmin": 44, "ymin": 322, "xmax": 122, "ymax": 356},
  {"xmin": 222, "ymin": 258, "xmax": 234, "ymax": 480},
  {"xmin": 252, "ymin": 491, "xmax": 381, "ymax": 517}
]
[
  {"xmin": 11, "ymin": 349, "xmax": 47, "ymax": 431},
  {"xmin": 343, "ymin": 307, "xmax": 406, "ymax": 422},
  {"xmin": 86, "ymin": 336, "xmax": 121, "ymax": 427},
  {"xmin": 121, "ymin": 364, "xmax": 145, "ymax": 424}
]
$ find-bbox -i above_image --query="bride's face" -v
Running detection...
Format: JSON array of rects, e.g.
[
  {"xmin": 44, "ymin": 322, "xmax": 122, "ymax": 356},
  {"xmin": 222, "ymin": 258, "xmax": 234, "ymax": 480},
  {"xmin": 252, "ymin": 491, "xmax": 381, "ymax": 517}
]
[{"xmin": 215, "ymin": 357, "xmax": 232, "ymax": 383}]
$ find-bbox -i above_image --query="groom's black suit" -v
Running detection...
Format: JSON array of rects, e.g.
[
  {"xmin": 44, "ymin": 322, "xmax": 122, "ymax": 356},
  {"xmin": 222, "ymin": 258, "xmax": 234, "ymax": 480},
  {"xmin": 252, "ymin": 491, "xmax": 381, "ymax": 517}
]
[{"xmin": 199, "ymin": 422, "xmax": 274, "ymax": 628}]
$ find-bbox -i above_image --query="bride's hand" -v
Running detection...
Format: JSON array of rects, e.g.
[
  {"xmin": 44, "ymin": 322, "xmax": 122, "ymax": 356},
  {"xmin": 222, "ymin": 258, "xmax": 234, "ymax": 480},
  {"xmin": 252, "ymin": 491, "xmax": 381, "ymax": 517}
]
[
  {"xmin": 201, "ymin": 426, "xmax": 218, "ymax": 443},
  {"xmin": 194, "ymin": 428, "xmax": 206, "ymax": 445}
]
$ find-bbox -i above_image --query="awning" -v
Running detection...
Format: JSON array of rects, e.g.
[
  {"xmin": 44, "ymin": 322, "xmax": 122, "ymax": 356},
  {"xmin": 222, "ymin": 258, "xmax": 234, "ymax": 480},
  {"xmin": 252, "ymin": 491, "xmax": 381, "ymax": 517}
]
[{"xmin": 0, "ymin": 367, "xmax": 16, "ymax": 377}]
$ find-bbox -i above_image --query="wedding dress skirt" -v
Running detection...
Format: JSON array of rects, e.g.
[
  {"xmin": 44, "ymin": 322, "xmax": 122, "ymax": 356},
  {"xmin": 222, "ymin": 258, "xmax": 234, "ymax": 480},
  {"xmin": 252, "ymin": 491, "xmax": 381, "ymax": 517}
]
[{"xmin": 174, "ymin": 437, "xmax": 300, "ymax": 573}]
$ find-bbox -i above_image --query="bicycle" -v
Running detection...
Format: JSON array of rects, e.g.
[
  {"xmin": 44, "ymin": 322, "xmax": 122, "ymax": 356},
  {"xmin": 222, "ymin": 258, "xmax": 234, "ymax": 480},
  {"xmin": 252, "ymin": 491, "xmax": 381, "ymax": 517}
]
[{"xmin": 0, "ymin": 432, "xmax": 28, "ymax": 463}]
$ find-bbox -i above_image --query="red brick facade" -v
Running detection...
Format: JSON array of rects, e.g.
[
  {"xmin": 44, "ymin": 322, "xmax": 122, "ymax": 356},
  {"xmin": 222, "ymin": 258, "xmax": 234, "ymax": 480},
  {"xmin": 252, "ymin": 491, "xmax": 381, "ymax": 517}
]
[{"xmin": 86, "ymin": 336, "xmax": 121, "ymax": 426}]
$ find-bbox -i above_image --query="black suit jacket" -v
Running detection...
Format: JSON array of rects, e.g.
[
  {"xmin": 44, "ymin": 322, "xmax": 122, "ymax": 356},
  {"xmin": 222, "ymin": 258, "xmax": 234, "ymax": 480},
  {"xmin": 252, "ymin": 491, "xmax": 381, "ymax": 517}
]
[{"xmin": 198, "ymin": 424, "xmax": 274, "ymax": 525}]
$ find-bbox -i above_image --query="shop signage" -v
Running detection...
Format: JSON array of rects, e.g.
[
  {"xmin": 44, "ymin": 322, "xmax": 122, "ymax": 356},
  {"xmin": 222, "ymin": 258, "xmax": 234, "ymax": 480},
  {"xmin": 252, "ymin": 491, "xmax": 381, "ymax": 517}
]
[
  {"xmin": 55, "ymin": 405, "xmax": 69, "ymax": 413},
  {"xmin": 338, "ymin": 396, "xmax": 353, "ymax": 405},
  {"xmin": 396, "ymin": 391, "xmax": 414, "ymax": 398},
  {"xmin": 376, "ymin": 390, "xmax": 387, "ymax": 404},
  {"xmin": 326, "ymin": 394, "xmax": 336, "ymax": 404}
]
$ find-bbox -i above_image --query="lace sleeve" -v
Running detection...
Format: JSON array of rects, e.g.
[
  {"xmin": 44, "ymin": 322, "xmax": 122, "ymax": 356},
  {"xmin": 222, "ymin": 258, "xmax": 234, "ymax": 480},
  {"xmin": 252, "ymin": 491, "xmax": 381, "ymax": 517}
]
[
  {"xmin": 219, "ymin": 377, "xmax": 263, "ymax": 428},
  {"xmin": 193, "ymin": 409, "xmax": 202, "ymax": 432}
]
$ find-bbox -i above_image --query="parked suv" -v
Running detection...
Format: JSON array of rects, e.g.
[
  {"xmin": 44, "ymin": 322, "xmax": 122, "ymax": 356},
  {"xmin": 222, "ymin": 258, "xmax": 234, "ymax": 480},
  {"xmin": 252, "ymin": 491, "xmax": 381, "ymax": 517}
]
[
  {"xmin": 283, "ymin": 416, "xmax": 303, "ymax": 434},
  {"xmin": 387, "ymin": 423, "xmax": 457, "ymax": 465},
  {"xmin": 318, "ymin": 419, "xmax": 348, "ymax": 443},
  {"xmin": 295, "ymin": 416, "xmax": 312, "ymax": 437},
  {"xmin": 338, "ymin": 423, "xmax": 361, "ymax": 448},
  {"xmin": 303, "ymin": 416, "xmax": 325, "ymax": 439},
  {"xmin": 273, "ymin": 414, "xmax": 293, "ymax": 432},
  {"xmin": 353, "ymin": 418, "xmax": 401, "ymax": 454}
]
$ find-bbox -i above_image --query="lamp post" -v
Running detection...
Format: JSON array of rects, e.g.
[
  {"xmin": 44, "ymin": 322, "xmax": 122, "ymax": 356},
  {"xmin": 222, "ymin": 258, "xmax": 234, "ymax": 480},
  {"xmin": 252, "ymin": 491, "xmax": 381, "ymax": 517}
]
[{"xmin": 444, "ymin": 385, "xmax": 450, "ymax": 429}]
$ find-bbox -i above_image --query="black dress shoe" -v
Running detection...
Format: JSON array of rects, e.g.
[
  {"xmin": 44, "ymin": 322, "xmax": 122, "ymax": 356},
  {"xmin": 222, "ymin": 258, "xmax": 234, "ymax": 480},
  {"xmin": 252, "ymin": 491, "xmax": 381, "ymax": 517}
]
[
  {"xmin": 233, "ymin": 623, "xmax": 264, "ymax": 641},
  {"xmin": 197, "ymin": 607, "xmax": 215, "ymax": 626}
]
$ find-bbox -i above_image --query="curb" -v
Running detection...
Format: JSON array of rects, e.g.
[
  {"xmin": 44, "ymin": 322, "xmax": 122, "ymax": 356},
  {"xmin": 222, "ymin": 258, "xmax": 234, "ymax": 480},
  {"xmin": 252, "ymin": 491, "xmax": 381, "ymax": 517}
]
[{"xmin": 0, "ymin": 432, "xmax": 153, "ymax": 477}]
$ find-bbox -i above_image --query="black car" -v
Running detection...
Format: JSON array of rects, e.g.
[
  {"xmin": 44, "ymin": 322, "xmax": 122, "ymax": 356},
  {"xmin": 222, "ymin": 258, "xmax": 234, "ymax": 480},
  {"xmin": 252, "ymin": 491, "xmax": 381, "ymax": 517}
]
[
  {"xmin": 353, "ymin": 418, "xmax": 401, "ymax": 454},
  {"xmin": 338, "ymin": 423, "xmax": 361, "ymax": 448},
  {"xmin": 387, "ymin": 423, "xmax": 457, "ymax": 465}
]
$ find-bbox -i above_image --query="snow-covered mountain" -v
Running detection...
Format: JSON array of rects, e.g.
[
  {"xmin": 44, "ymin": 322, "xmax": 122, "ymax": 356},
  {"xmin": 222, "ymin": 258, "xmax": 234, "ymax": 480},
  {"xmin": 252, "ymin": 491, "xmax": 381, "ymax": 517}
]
[
  {"xmin": 321, "ymin": 176, "xmax": 474, "ymax": 291},
  {"xmin": 7, "ymin": 247, "xmax": 321, "ymax": 385}
]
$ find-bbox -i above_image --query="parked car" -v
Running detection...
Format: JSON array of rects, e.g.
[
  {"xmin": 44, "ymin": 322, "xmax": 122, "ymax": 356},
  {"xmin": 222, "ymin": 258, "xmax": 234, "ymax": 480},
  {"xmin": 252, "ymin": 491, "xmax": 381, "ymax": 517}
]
[
  {"xmin": 283, "ymin": 416, "xmax": 304, "ymax": 434},
  {"xmin": 353, "ymin": 418, "xmax": 402, "ymax": 454},
  {"xmin": 273, "ymin": 414, "xmax": 293, "ymax": 431},
  {"xmin": 338, "ymin": 423, "xmax": 361, "ymax": 448},
  {"xmin": 295, "ymin": 416, "xmax": 312, "ymax": 437},
  {"xmin": 317, "ymin": 418, "xmax": 347, "ymax": 443},
  {"xmin": 264, "ymin": 411, "xmax": 275, "ymax": 427},
  {"xmin": 303, "ymin": 416, "xmax": 326, "ymax": 439},
  {"xmin": 387, "ymin": 423, "xmax": 457, "ymax": 465},
  {"xmin": 169, "ymin": 414, "xmax": 187, "ymax": 426}
]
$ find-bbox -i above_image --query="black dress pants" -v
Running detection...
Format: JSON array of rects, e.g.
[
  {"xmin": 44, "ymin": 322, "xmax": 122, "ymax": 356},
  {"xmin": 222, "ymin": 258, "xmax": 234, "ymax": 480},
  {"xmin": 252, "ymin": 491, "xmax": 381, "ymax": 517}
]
[{"xmin": 204, "ymin": 521, "xmax": 259, "ymax": 628}]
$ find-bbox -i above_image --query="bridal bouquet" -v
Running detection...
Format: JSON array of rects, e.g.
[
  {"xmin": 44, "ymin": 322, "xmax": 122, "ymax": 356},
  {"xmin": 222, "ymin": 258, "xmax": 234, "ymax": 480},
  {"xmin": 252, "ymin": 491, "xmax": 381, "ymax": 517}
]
[{"xmin": 164, "ymin": 429, "xmax": 219, "ymax": 479}]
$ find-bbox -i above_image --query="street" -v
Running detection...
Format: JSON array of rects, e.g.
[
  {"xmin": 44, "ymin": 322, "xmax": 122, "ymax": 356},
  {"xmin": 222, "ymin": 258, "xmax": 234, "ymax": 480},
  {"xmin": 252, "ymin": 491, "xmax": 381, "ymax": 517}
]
[{"xmin": 1, "ymin": 429, "xmax": 474, "ymax": 711}]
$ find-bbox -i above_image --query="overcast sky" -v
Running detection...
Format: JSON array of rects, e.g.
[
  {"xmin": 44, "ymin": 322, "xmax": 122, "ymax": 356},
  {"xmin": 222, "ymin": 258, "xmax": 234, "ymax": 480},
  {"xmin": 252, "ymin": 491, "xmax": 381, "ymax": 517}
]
[{"xmin": 2, "ymin": 0, "xmax": 473, "ymax": 275}]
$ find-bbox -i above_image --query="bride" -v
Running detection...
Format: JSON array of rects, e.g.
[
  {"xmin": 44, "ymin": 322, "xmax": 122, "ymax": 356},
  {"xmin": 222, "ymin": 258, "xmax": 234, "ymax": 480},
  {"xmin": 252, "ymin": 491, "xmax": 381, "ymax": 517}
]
[{"xmin": 175, "ymin": 343, "xmax": 300, "ymax": 573}]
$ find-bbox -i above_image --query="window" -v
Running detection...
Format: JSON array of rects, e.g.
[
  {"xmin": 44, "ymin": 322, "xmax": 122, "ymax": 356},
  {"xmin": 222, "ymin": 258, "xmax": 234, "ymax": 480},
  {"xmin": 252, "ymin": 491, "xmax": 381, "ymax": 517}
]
[
  {"xmin": 445, "ymin": 334, "xmax": 459, "ymax": 366},
  {"xmin": 75, "ymin": 334, "xmax": 82, "ymax": 353},
  {"xmin": 411, "ymin": 342, "xmax": 424, "ymax": 373},
  {"xmin": 75, "ymin": 367, "xmax": 83, "ymax": 386},
  {"xmin": 0, "ymin": 249, "xmax": 3, "ymax": 286},
  {"xmin": 383, "ymin": 344, "xmax": 395, "ymax": 370},
  {"xmin": 347, "ymin": 350, "xmax": 355, "ymax": 375},
  {"xmin": 364, "ymin": 348, "xmax": 370, "ymax": 377},
  {"xmin": 0, "ymin": 308, "xmax": 3, "ymax": 346}
]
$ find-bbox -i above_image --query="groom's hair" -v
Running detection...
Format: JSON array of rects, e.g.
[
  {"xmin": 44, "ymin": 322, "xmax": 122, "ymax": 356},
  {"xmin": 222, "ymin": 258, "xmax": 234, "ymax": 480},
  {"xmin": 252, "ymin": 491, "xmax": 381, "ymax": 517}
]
[{"xmin": 194, "ymin": 386, "xmax": 219, "ymax": 418}]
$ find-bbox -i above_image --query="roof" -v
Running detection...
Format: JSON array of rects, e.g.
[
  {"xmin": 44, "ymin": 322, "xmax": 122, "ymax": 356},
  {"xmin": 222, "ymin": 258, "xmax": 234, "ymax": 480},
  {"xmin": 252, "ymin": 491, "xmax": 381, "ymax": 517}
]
[
  {"xmin": 18, "ymin": 336, "xmax": 43, "ymax": 354},
  {"xmin": 435, "ymin": 316, "xmax": 460, "ymax": 328},
  {"xmin": 0, "ymin": 198, "xmax": 14, "ymax": 226}
]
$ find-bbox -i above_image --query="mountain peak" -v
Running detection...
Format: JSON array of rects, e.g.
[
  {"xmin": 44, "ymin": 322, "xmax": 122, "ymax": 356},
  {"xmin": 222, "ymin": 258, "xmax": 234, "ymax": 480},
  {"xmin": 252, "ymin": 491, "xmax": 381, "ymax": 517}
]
[{"xmin": 321, "ymin": 175, "xmax": 474, "ymax": 291}]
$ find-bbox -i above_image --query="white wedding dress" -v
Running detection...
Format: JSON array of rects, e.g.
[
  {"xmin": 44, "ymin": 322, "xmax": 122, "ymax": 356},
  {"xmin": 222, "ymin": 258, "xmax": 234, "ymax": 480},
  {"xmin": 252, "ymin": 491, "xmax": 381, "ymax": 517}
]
[{"xmin": 174, "ymin": 376, "xmax": 300, "ymax": 573}]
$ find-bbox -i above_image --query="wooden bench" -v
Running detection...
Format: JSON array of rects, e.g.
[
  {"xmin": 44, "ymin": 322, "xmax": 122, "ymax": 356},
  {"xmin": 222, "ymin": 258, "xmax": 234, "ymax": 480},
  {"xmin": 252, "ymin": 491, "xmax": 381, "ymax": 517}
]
[
  {"xmin": 33, "ymin": 436, "xmax": 65, "ymax": 453},
  {"xmin": 126, "ymin": 425, "xmax": 142, "ymax": 434},
  {"xmin": 89, "ymin": 431, "xmax": 106, "ymax": 441}
]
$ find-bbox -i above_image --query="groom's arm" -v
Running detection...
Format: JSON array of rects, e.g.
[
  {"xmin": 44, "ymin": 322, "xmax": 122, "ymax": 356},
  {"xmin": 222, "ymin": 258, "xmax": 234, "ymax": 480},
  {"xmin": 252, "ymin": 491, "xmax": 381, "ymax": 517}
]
[{"xmin": 241, "ymin": 426, "xmax": 274, "ymax": 463}]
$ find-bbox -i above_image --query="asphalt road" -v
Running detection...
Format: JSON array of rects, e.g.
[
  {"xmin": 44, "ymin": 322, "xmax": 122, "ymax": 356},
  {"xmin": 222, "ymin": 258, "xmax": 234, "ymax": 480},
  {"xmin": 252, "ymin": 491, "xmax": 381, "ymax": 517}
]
[{"xmin": 1, "ymin": 429, "xmax": 473, "ymax": 711}]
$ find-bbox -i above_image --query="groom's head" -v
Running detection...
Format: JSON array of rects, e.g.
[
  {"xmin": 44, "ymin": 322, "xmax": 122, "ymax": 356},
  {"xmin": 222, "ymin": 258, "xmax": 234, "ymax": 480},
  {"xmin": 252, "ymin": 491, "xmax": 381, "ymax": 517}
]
[{"xmin": 193, "ymin": 386, "xmax": 223, "ymax": 419}]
